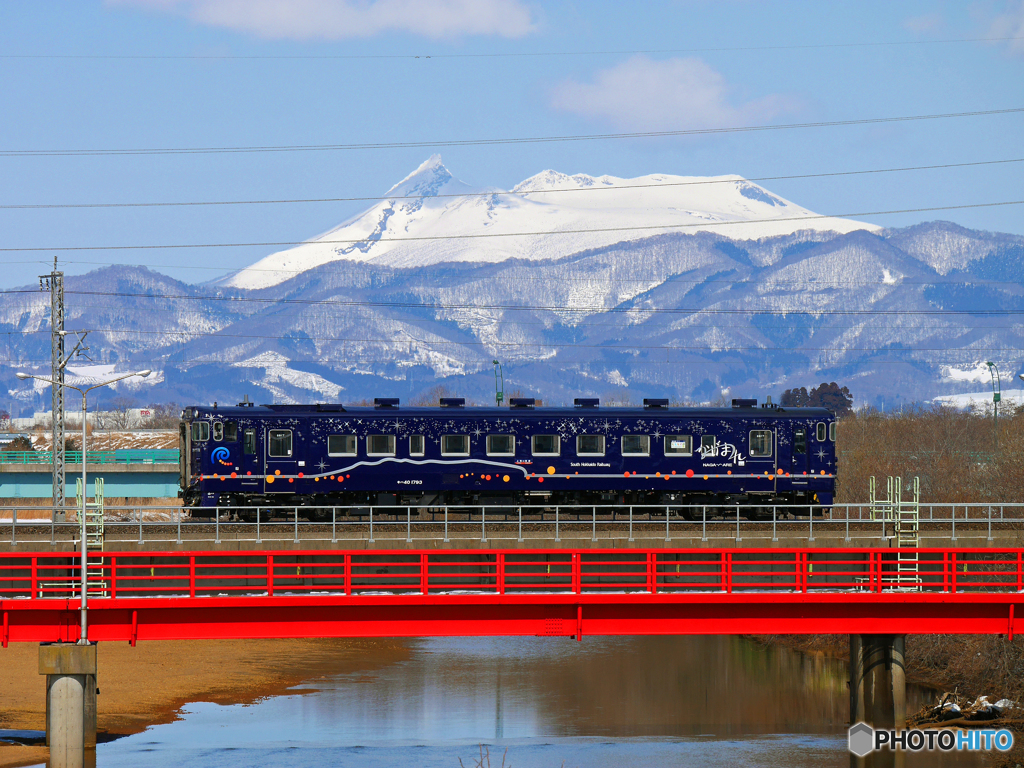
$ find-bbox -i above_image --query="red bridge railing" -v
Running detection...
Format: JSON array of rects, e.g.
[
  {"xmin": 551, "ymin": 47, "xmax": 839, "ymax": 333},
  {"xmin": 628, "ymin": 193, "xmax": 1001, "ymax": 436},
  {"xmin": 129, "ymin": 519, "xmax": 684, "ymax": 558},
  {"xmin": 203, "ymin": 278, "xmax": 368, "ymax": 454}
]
[
  {"xmin": 2, "ymin": 548, "xmax": 1023, "ymax": 600},
  {"xmin": 2, "ymin": 548, "xmax": 1022, "ymax": 645}
]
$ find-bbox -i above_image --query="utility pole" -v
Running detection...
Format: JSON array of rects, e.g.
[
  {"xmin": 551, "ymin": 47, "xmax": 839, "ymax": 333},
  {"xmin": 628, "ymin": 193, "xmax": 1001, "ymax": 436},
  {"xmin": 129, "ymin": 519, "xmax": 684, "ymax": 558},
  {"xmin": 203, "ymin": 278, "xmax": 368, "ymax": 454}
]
[
  {"xmin": 986, "ymin": 361, "xmax": 1001, "ymax": 455},
  {"xmin": 40, "ymin": 258, "xmax": 66, "ymax": 522}
]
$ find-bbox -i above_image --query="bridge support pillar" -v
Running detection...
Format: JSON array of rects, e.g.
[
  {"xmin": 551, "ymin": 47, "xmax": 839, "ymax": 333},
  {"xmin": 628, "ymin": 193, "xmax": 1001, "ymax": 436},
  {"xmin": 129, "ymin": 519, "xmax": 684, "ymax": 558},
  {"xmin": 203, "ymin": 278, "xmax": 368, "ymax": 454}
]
[
  {"xmin": 849, "ymin": 634, "xmax": 906, "ymax": 767},
  {"xmin": 39, "ymin": 642, "xmax": 97, "ymax": 768}
]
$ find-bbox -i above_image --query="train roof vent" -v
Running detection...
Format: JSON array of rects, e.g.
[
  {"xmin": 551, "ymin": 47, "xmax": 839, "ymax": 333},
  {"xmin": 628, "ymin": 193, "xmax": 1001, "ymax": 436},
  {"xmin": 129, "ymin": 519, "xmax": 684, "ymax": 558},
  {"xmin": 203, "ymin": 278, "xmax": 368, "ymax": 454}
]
[
  {"xmin": 237, "ymin": 395, "xmax": 254, "ymax": 408},
  {"xmin": 643, "ymin": 398, "xmax": 670, "ymax": 409},
  {"xmin": 316, "ymin": 403, "xmax": 346, "ymax": 412},
  {"xmin": 439, "ymin": 397, "xmax": 465, "ymax": 408},
  {"xmin": 509, "ymin": 397, "xmax": 536, "ymax": 408},
  {"xmin": 374, "ymin": 398, "xmax": 400, "ymax": 409},
  {"xmin": 732, "ymin": 398, "xmax": 758, "ymax": 408},
  {"xmin": 574, "ymin": 398, "xmax": 600, "ymax": 408}
]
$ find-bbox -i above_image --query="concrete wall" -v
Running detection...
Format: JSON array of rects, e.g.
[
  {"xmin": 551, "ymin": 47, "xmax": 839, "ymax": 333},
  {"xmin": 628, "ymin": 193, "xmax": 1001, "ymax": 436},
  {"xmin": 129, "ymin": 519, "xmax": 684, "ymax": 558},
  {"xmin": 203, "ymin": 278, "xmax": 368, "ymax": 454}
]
[{"xmin": 0, "ymin": 463, "xmax": 179, "ymax": 499}]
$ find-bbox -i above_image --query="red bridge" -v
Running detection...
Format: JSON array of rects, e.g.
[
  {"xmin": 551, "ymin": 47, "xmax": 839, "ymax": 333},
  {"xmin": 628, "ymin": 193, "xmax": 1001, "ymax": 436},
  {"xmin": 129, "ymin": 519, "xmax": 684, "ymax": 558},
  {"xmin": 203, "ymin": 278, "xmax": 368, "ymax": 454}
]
[{"xmin": 2, "ymin": 547, "xmax": 1021, "ymax": 645}]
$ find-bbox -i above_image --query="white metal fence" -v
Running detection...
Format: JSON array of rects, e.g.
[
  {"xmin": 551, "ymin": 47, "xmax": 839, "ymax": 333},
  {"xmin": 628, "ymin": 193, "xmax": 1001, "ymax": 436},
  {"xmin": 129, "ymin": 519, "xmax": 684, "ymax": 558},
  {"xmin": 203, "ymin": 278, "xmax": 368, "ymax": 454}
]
[{"xmin": 1, "ymin": 503, "xmax": 1022, "ymax": 546}]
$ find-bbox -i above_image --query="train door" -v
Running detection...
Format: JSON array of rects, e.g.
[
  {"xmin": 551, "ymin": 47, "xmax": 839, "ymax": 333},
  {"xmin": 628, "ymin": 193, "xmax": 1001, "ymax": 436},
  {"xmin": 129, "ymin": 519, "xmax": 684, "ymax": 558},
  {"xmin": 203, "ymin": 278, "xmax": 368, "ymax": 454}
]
[
  {"xmin": 790, "ymin": 425, "xmax": 809, "ymax": 475},
  {"xmin": 240, "ymin": 427, "xmax": 261, "ymax": 492},
  {"xmin": 264, "ymin": 426, "xmax": 297, "ymax": 493}
]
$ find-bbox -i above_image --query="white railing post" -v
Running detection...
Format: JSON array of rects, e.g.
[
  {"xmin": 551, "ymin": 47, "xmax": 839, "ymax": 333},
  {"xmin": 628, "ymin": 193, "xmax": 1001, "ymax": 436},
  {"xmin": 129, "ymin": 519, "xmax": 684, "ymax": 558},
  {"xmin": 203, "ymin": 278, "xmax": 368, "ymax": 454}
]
[
  {"xmin": 591, "ymin": 506, "xmax": 597, "ymax": 542},
  {"xmin": 444, "ymin": 505, "xmax": 449, "ymax": 543},
  {"xmin": 215, "ymin": 507, "xmax": 220, "ymax": 544},
  {"xmin": 628, "ymin": 506, "xmax": 634, "ymax": 543},
  {"xmin": 735, "ymin": 505, "xmax": 741, "ymax": 543},
  {"xmin": 481, "ymin": 505, "xmax": 487, "ymax": 543},
  {"xmin": 702, "ymin": 506, "xmax": 707, "ymax": 542},
  {"xmin": 665, "ymin": 505, "xmax": 670, "ymax": 543},
  {"xmin": 294, "ymin": 506, "xmax": 299, "ymax": 543},
  {"xmin": 951, "ymin": 505, "xmax": 956, "ymax": 542},
  {"xmin": 772, "ymin": 506, "xmax": 778, "ymax": 543},
  {"xmin": 256, "ymin": 507, "xmax": 261, "ymax": 544},
  {"xmin": 11, "ymin": 508, "xmax": 16, "ymax": 546},
  {"xmin": 369, "ymin": 506, "xmax": 374, "ymax": 543},
  {"xmin": 555, "ymin": 506, "xmax": 560, "ymax": 543},
  {"xmin": 332, "ymin": 507, "xmax": 337, "ymax": 543},
  {"xmin": 517, "ymin": 506, "xmax": 522, "ymax": 543},
  {"xmin": 176, "ymin": 507, "xmax": 182, "ymax": 544},
  {"xmin": 406, "ymin": 505, "xmax": 412, "ymax": 543},
  {"xmin": 808, "ymin": 504, "xmax": 814, "ymax": 542}
]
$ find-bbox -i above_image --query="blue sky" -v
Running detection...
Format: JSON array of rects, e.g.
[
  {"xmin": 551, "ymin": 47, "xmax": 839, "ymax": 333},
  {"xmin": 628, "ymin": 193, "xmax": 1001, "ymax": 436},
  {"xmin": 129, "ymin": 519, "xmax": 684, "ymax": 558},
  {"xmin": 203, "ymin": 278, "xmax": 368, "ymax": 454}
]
[{"xmin": 2, "ymin": 0, "xmax": 1023, "ymax": 289}]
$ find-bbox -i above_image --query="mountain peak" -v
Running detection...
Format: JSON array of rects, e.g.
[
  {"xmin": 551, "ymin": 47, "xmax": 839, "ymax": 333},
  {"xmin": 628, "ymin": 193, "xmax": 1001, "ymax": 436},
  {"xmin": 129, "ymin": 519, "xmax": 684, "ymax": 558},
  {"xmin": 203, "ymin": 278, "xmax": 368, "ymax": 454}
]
[
  {"xmin": 221, "ymin": 159, "xmax": 880, "ymax": 290},
  {"xmin": 383, "ymin": 154, "xmax": 454, "ymax": 198}
]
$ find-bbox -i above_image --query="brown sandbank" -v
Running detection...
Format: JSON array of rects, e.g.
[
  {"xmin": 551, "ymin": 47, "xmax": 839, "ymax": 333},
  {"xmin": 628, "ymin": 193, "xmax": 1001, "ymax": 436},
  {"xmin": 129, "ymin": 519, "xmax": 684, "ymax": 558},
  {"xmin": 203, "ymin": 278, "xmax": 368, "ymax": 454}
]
[{"xmin": 0, "ymin": 637, "xmax": 410, "ymax": 768}]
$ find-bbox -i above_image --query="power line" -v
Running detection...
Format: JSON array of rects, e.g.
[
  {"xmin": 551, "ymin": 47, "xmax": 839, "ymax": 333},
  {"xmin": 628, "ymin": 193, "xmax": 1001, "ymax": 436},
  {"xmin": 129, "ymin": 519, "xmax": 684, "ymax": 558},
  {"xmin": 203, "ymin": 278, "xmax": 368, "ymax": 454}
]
[
  {"xmin": 3, "ymin": 287, "xmax": 1024, "ymax": 317},
  {"xmin": 2, "ymin": 199, "xmax": 1022, "ymax": 255},
  {"xmin": 3, "ymin": 107, "xmax": 1023, "ymax": 158},
  {"xmin": 3, "ymin": 157, "xmax": 1021, "ymax": 210},
  {"xmin": 3, "ymin": 36, "xmax": 1022, "ymax": 60}
]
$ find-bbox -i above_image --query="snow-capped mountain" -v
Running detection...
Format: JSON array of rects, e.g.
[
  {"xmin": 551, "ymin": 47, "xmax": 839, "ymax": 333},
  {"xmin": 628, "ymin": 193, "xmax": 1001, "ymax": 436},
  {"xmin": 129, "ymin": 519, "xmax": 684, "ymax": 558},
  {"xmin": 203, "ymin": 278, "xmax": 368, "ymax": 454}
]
[
  {"xmin": 221, "ymin": 155, "xmax": 878, "ymax": 290},
  {"xmin": 2, "ymin": 157, "xmax": 1023, "ymax": 415}
]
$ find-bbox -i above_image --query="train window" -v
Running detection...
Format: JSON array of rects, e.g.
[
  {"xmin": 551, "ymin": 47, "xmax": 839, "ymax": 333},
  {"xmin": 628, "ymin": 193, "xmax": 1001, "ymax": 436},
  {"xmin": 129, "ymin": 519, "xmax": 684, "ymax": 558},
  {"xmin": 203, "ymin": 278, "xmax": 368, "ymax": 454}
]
[
  {"xmin": 409, "ymin": 435, "xmax": 425, "ymax": 456},
  {"xmin": 224, "ymin": 421, "xmax": 238, "ymax": 442},
  {"xmin": 243, "ymin": 429, "xmax": 256, "ymax": 455},
  {"xmin": 487, "ymin": 434, "xmax": 515, "ymax": 456},
  {"xmin": 576, "ymin": 434, "xmax": 605, "ymax": 456},
  {"xmin": 441, "ymin": 435, "xmax": 470, "ymax": 456},
  {"xmin": 191, "ymin": 422, "xmax": 209, "ymax": 441},
  {"xmin": 621, "ymin": 435, "xmax": 650, "ymax": 456},
  {"xmin": 816, "ymin": 422, "xmax": 827, "ymax": 442},
  {"xmin": 700, "ymin": 435, "xmax": 716, "ymax": 455},
  {"xmin": 829, "ymin": 422, "xmax": 836, "ymax": 442},
  {"xmin": 532, "ymin": 435, "xmax": 560, "ymax": 456},
  {"xmin": 328, "ymin": 435, "xmax": 357, "ymax": 456},
  {"xmin": 212, "ymin": 421, "xmax": 224, "ymax": 441},
  {"xmin": 268, "ymin": 430, "xmax": 292, "ymax": 457},
  {"xmin": 794, "ymin": 428, "xmax": 807, "ymax": 454},
  {"xmin": 367, "ymin": 435, "xmax": 396, "ymax": 456},
  {"xmin": 749, "ymin": 430, "xmax": 772, "ymax": 458},
  {"xmin": 664, "ymin": 435, "xmax": 692, "ymax": 456}
]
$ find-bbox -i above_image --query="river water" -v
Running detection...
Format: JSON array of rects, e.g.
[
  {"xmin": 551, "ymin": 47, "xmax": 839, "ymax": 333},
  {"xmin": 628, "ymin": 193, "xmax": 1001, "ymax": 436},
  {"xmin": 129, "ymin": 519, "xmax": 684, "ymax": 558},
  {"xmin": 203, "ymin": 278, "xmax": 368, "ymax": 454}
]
[{"xmin": 87, "ymin": 635, "xmax": 981, "ymax": 767}]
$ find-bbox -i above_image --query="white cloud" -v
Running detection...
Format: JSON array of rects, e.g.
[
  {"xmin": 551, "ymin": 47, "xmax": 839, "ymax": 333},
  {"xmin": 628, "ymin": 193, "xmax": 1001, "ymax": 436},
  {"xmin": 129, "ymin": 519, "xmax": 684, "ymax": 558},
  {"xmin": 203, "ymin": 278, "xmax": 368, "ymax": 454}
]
[
  {"xmin": 902, "ymin": 13, "xmax": 944, "ymax": 34},
  {"xmin": 549, "ymin": 56, "xmax": 799, "ymax": 132},
  {"xmin": 989, "ymin": 0, "xmax": 1024, "ymax": 55},
  {"xmin": 109, "ymin": 0, "xmax": 537, "ymax": 40}
]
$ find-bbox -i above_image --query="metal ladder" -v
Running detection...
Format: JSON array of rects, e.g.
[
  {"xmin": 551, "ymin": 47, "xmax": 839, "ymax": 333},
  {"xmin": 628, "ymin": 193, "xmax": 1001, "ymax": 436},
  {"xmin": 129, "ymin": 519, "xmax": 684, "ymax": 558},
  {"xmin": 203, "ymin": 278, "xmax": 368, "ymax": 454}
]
[
  {"xmin": 76, "ymin": 477, "xmax": 108, "ymax": 596},
  {"xmin": 893, "ymin": 476, "xmax": 921, "ymax": 589},
  {"xmin": 868, "ymin": 475, "xmax": 894, "ymax": 523}
]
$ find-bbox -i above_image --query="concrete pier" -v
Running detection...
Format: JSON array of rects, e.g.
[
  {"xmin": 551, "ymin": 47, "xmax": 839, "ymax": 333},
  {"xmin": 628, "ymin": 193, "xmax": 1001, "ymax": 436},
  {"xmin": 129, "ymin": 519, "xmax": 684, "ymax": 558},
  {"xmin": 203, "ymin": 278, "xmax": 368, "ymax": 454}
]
[
  {"xmin": 39, "ymin": 642, "xmax": 97, "ymax": 768},
  {"xmin": 850, "ymin": 634, "xmax": 906, "ymax": 767}
]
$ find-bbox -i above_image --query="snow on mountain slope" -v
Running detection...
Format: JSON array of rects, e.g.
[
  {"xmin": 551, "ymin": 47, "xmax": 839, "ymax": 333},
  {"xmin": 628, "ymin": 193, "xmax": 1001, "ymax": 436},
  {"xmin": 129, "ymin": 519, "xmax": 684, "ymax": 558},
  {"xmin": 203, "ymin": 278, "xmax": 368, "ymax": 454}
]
[{"xmin": 222, "ymin": 155, "xmax": 879, "ymax": 290}]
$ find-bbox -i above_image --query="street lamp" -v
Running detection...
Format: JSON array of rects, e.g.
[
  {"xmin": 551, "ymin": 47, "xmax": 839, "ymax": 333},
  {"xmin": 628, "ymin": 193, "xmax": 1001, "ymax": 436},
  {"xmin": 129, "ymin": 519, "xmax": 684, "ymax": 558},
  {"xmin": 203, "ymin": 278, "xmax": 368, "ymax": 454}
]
[
  {"xmin": 16, "ymin": 369, "xmax": 151, "ymax": 644},
  {"xmin": 985, "ymin": 362, "xmax": 1001, "ymax": 454}
]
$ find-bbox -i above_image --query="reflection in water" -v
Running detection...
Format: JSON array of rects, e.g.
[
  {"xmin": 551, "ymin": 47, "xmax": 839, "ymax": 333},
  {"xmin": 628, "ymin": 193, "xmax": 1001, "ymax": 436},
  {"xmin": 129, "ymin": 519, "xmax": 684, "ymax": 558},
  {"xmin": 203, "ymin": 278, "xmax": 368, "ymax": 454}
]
[{"xmin": 95, "ymin": 636, "xmax": 983, "ymax": 768}]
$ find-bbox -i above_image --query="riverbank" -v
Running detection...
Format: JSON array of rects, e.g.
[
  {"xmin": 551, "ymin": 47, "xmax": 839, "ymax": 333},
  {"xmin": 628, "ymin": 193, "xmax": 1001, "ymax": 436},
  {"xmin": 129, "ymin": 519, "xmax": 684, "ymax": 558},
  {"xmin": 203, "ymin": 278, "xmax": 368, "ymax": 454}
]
[
  {"xmin": 0, "ymin": 637, "xmax": 410, "ymax": 768},
  {"xmin": 750, "ymin": 634, "xmax": 1024, "ymax": 766}
]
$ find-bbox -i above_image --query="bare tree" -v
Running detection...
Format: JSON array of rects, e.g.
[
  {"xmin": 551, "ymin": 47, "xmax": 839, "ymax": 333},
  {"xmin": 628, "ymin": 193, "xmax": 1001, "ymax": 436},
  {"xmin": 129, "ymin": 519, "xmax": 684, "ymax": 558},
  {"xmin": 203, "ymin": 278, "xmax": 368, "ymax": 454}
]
[
  {"xmin": 97, "ymin": 395, "xmax": 138, "ymax": 430},
  {"xmin": 145, "ymin": 402, "xmax": 181, "ymax": 428}
]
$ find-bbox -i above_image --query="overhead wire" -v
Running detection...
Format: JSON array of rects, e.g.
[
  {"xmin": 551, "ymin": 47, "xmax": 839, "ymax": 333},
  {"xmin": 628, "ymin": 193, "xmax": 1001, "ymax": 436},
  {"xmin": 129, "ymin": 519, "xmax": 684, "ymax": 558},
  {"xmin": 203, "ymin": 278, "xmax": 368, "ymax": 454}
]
[
  {"xmin": 2, "ymin": 157, "xmax": 1022, "ymax": 210},
  {"xmin": 2, "ymin": 287, "xmax": 1024, "ymax": 317},
  {"xmin": 2, "ymin": 199, "xmax": 1023, "ymax": 256},
  {"xmin": 3, "ymin": 35, "xmax": 1023, "ymax": 60},
  {"xmin": 3, "ymin": 107, "xmax": 1023, "ymax": 158}
]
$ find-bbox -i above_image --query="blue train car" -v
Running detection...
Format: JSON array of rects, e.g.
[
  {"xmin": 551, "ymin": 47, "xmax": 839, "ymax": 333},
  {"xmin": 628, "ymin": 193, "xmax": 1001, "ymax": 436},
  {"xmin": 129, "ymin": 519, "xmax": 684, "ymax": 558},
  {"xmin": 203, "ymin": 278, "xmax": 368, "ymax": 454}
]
[{"xmin": 179, "ymin": 397, "xmax": 836, "ymax": 517}]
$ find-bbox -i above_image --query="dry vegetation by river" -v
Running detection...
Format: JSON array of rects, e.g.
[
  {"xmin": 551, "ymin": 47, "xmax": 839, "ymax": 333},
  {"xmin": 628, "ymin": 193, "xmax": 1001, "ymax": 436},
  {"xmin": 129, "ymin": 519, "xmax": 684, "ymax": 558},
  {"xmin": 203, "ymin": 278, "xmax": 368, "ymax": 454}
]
[{"xmin": 835, "ymin": 404, "xmax": 1024, "ymax": 503}]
